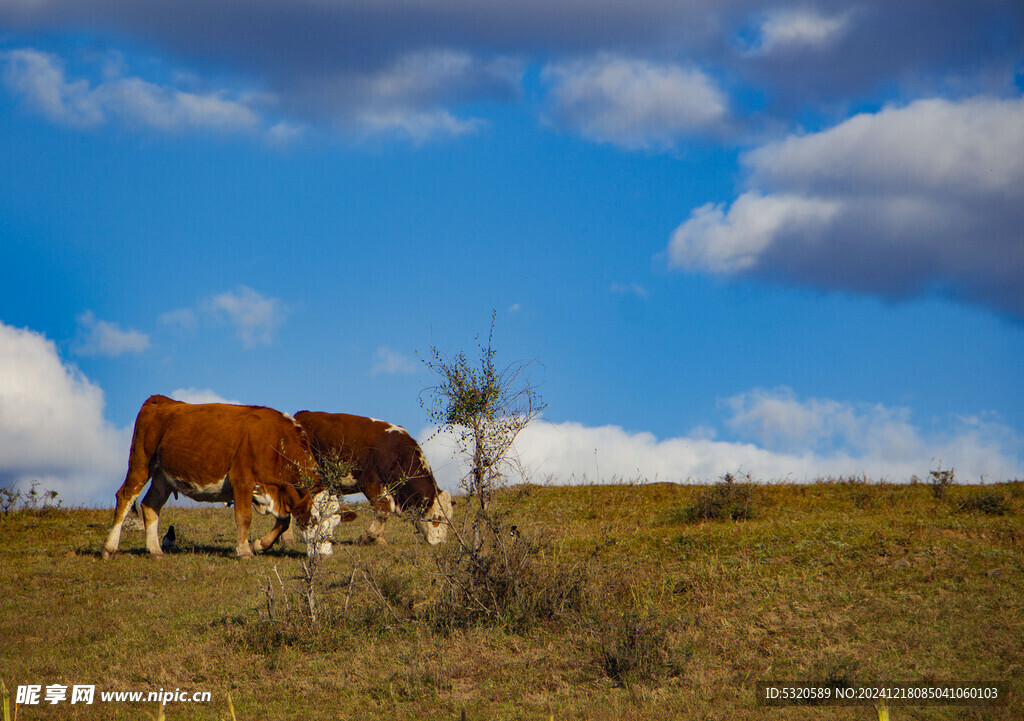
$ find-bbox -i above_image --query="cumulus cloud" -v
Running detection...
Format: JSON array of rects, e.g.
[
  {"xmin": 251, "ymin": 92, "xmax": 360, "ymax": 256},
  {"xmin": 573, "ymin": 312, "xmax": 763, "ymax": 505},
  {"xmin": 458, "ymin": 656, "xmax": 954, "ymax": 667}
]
[
  {"xmin": 370, "ymin": 346, "xmax": 418, "ymax": 376},
  {"xmin": 3, "ymin": 2, "xmax": 1020, "ymax": 143},
  {"xmin": 724, "ymin": 388, "xmax": 920, "ymax": 459},
  {"xmin": 668, "ymin": 95, "xmax": 1024, "ymax": 319},
  {"xmin": 0, "ymin": 43, "xmax": 512, "ymax": 143},
  {"xmin": 2, "ymin": 0, "xmax": 1021, "ymax": 144},
  {"xmin": 72, "ymin": 310, "xmax": 150, "ymax": 357},
  {"xmin": 743, "ymin": 8, "xmax": 852, "ymax": 55},
  {"xmin": 160, "ymin": 286, "xmax": 287, "ymax": 348},
  {"xmin": 420, "ymin": 388, "xmax": 1022, "ymax": 491},
  {"xmin": 206, "ymin": 286, "xmax": 286, "ymax": 348},
  {"xmin": 0, "ymin": 321, "xmax": 128, "ymax": 505},
  {"xmin": 1, "ymin": 48, "xmax": 286, "ymax": 139},
  {"xmin": 543, "ymin": 54, "xmax": 728, "ymax": 149}
]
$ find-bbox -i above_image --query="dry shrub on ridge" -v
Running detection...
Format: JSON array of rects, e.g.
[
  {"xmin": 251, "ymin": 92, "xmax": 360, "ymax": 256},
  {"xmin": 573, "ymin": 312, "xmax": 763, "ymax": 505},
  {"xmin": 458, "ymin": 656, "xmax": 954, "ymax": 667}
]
[{"xmin": 678, "ymin": 472, "xmax": 757, "ymax": 522}]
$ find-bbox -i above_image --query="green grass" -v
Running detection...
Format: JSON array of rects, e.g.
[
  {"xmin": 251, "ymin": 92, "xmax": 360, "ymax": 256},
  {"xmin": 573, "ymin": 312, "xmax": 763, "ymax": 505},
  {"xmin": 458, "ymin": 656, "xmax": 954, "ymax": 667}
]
[{"xmin": 1, "ymin": 480, "xmax": 1022, "ymax": 719}]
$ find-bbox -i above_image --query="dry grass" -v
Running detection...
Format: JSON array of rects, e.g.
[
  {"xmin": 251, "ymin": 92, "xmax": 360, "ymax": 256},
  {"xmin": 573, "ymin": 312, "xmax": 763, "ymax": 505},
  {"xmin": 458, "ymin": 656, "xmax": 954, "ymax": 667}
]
[{"xmin": 1, "ymin": 479, "xmax": 1022, "ymax": 719}]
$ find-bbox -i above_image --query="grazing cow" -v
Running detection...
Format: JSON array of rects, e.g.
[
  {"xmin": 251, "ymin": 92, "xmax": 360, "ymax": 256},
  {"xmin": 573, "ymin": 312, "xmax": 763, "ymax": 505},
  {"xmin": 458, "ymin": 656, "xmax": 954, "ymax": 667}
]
[
  {"xmin": 101, "ymin": 395, "xmax": 355, "ymax": 560},
  {"xmin": 293, "ymin": 411, "xmax": 453, "ymax": 546}
]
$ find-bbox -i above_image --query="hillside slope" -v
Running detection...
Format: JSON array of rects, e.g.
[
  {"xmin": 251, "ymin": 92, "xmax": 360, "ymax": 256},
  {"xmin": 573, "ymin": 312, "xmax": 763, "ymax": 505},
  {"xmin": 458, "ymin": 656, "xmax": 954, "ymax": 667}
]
[{"xmin": 2, "ymin": 480, "xmax": 1021, "ymax": 719}]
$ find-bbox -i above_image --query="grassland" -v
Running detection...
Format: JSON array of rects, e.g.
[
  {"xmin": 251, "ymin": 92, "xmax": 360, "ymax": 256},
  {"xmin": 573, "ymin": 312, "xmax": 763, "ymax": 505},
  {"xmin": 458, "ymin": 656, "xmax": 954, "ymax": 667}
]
[{"xmin": 1, "ymin": 479, "xmax": 1022, "ymax": 720}]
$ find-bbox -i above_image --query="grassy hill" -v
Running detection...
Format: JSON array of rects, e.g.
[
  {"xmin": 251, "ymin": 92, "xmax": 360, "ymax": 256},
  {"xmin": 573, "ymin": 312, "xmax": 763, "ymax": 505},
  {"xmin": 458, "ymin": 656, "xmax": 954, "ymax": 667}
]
[{"xmin": 2, "ymin": 479, "xmax": 1022, "ymax": 720}]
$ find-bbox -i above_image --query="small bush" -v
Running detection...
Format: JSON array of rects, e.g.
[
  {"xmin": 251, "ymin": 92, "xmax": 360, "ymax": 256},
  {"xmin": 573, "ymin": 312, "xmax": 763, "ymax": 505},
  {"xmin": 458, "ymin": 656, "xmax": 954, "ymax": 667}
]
[
  {"xmin": 425, "ymin": 528, "xmax": 589, "ymax": 634},
  {"xmin": 595, "ymin": 611, "xmax": 676, "ymax": 687},
  {"xmin": 679, "ymin": 472, "xmax": 757, "ymax": 522},
  {"xmin": 957, "ymin": 492, "xmax": 1010, "ymax": 516},
  {"xmin": 0, "ymin": 482, "xmax": 62, "ymax": 515},
  {"xmin": 427, "ymin": 526, "xmax": 590, "ymax": 633},
  {"xmin": 930, "ymin": 466, "xmax": 954, "ymax": 500}
]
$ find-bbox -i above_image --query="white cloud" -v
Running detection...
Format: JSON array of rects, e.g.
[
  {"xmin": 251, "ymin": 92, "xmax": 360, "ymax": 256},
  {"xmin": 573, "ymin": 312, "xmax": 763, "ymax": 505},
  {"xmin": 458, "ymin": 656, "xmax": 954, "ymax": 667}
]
[
  {"xmin": 745, "ymin": 96, "xmax": 1024, "ymax": 196},
  {"xmin": 356, "ymin": 108, "xmax": 483, "ymax": 143},
  {"xmin": 723, "ymin": 388, "xmax": 917, "ymax": 458},
  {"xmin": 746, "ymin": 8, "xmax": 853, "ymax": 55},
  {"xmin": 160, "ymin": 287, "xmax": 287, "ymax": 348},
  {"xmin": 1, "ymin": 48, "xmax": 290, "ymax": 140},
  {"xmin": 370, "ymin": 346, "xmax": 418, "ymax": 376},
  {"xmin": 361, "ymin": 49, "xmax": 510, "ymax": 107},
  {"xmin": 206, "ymin": 286, "xmax": 286, "ymax": 348},
  {"xmin": 419, "ymin": 389, "xmax": 1022, "ymax": 491},
  {"xmin": 543, "ymin": 54, "xmax": 728, "ymax": 150},
  {"xmin": 2, "ymin": 0, "xmax": 1019, "ymax": 140},
  {"xmin": 668, "ymin": 95, "xmax": 1024, "ymax": 319},
  {"xmin": 669, "ymin": 192, "xmax": 842, "ymax": 273},
  {"xmin": 72, "ymin": 310, "xmax": 150, "ymax": 357},
  {"xmin": 1, "ymin": 48, "xmax": 103, "ymax": 127},
  {"xmin": 0, "ymin": 321, "xmax": 129, "ymax": 506},
  {"xmin": 169, "ymin": 388, "xmax": 241, "ymax": 405},
  {"xmin": 99, "ymin": 76, "xmax": 262, "ymax": 133}
]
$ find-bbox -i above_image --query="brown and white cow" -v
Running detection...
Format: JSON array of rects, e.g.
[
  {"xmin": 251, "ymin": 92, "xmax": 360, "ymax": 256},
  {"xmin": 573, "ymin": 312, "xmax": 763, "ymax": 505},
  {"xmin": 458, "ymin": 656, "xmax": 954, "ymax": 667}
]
[
  {"xmin": 293, "ymin": 411, "xmax": 453, "ymax": 546},
  {"xmin": 101, "ymin": 395, "xmax": 355, "ymax": 560}
]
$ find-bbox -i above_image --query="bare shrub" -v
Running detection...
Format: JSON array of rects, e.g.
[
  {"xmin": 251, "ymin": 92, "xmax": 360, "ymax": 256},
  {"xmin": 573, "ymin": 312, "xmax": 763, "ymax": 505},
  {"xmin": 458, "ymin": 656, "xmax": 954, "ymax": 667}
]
[
  {"xmin": 0, "ymin": 482, "xmax": 62, "ymax": 516},
  {"xmin": 957, "ymin": 491, "xmax": 1011, "ymax": 516},
  {"xmin": 229, "ymin": 554, "xmax": 405, "ymax": 654},
  {"xmin": 594, "ymin": 611, "xmax": 677, "ymax": 687},
  {"xmin": 678, "ymin": 472, "xmax": 757, "ymax": 522},
  {"xmin": 427, "ymin": 525, "xmax": 590, "ymax": 633},
  {"xmin": 930, "ymin": 465, "xmax": 955, "ymax": 500}
]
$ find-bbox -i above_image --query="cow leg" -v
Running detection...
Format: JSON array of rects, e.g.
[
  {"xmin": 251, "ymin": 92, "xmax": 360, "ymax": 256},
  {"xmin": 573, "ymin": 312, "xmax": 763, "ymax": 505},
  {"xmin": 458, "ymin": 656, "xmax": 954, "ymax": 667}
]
[
  {"xmin": 101, "ymin": 455, "xmax": 153, "ymax": 560},
  {"xmin": 280, "ymin": 524, "xmax": 295, "ymax": 545},
  {"xmin": 252, "ymin": 515, "xmax": 290, "ymax": 554},
  {"xmin": 358, "ymin": 477, "xmax": 395, "ymax": 546},
  {"xmin": 141, "ymin": 474, "xmax": 172, "ymax": 558},
  {"xmin": 360, "ymin": 515, "xmax": 389, "ymax": 546},
  {"xmin": 231, "ymin": 480, "xmax": 255, "ymax": 559}
]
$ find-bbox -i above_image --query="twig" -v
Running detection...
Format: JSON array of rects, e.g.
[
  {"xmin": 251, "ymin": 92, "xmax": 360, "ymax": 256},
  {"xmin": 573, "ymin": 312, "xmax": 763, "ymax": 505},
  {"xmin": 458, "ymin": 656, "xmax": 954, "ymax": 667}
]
[
  {"xmin": 343, "ymin": 565, "xmax": 358, "ymax": 614},
  {"xmin": 338, "ymin": 545, "xmax": 405, "ymax": 626}
]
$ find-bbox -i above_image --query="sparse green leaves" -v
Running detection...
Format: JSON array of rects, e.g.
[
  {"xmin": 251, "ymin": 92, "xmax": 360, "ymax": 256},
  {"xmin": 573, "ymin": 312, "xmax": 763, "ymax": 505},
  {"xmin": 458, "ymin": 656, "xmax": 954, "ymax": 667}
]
[
  {"xmin": 929, "ymin": 464, "xmax": 955, "ymax": 500},
  {"xmin": 311, "ymin": 450, "xmax": 360, "ymax": 496},
  {"xmin": 419, "ymin": 310, "xmax": 545, "ymax": 506}
]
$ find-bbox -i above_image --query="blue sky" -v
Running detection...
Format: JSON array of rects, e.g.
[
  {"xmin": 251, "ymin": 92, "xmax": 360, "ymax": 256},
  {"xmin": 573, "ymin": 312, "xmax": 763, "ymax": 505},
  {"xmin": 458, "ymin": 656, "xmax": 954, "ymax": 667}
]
[{"xmin": 1, "ymin": 1, "xmax": 1022, "ymax": 504}]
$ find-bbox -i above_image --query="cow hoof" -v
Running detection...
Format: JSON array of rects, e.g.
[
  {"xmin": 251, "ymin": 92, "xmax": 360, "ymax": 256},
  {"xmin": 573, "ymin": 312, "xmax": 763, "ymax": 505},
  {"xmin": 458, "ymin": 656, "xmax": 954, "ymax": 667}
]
[
  {"xmin": 101, "ymin": 548, "xmax": 114, "ymax": 560},
  {"xmin": 151, "ymin": 552, "xmax": 165, "ymax": 561},
  {"xmin": 357, "ymin": 533, "xmax": 387, "ymax": 547}
]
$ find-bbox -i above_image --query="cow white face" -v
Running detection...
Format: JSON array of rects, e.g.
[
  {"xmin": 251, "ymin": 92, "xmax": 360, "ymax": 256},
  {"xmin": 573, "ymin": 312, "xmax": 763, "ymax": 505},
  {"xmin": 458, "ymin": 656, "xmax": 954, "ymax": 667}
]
[
  {"xmin": 300, "ymin": 490, "xmax": 343, "ymax": 556},
  {"xmin": 414, "ymin": 490, "xmax": 453, "ymax": 545}
]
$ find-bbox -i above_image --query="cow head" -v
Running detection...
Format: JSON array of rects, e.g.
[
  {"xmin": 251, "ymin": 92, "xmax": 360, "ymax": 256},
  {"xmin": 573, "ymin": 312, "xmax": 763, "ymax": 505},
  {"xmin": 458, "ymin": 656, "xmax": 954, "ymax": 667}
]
[
  {"xmin": 413, "ymin": 489, "xmax": 453, "ymax": 545},
  {"xmin": 297, "ymin": 490, "xmax": 355, "ymax": 556}
]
